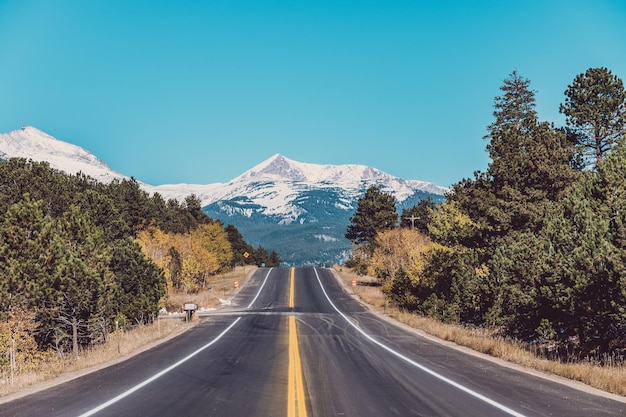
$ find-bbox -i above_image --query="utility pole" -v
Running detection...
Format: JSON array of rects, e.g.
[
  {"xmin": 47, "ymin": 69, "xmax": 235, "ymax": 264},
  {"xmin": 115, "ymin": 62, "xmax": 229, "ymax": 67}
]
[{"xmin": 407, "ymin": 215, "xmax": 419, "ymax": 230}]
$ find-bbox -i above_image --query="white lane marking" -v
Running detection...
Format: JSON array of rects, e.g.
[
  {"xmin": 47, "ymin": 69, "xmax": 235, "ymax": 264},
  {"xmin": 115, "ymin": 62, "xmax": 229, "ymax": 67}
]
[
  {"xmin": 247, "ymin": 267, "xmax": 274, "ymax": 309},
  {"xmin": 78, "ymin": 268, "xmax": 275, "ymax": 416},
  {"xmin": 77, "ymin": 317, "xmax": 241, "ymax": 417},
  {"xmin": 313, "ymin": 268, "xmax": 527, "ymax": 417}
]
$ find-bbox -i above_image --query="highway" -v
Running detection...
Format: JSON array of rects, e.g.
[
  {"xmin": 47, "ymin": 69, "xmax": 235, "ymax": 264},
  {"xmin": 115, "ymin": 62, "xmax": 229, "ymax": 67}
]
[{"xmin": 1, "ymin": 267, "xmax": 624, "ymax": 416}]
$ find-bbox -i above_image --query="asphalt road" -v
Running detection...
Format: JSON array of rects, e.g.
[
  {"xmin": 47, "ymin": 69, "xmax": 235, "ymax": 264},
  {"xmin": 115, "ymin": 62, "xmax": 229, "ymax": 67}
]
[{"xmin": 1, "ymin": 267, "xmax": 624, "ymax": 417}]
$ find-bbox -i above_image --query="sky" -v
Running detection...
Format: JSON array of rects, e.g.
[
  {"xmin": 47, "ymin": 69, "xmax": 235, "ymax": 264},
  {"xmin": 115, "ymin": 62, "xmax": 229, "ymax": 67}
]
[{"xmin": 1, "ymin": 1, "xmax": 625, "ymax": 188}]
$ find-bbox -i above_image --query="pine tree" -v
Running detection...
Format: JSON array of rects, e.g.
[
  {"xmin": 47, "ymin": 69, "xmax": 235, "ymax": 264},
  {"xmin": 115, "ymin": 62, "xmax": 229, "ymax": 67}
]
[
  {"xmin": 345, "ymin": 186, "xmax": 398, "ymax": 247},
  {"xmin": 109, "ymin": 238, "xmax": 166, "ymax": 326},
  {"xmin": 225, "ymin": 224, "xmax": 255, "ymax": 266},
  {"xmin": 560, "ymin": 67, "xmax": 626, "ymax": 168},
  {"xmin": 268, "ymin": 250, "xmax": 282, "ymax": 267},
  {"xmin": 0, "ymin": 196, "xmax": 58, "ymax": 317},
  {"xmin": 424, "ymin": 72, "xmax": 579, "ymax": 330},
  {"xmin": 52, "ymin": 205, "xmax": 114, "ymax": 354}
]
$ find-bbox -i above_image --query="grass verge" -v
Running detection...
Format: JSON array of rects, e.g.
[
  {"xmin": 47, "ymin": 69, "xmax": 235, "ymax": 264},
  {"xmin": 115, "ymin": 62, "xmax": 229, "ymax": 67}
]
[{"xmin": 332, "ymin": 265, "xmax": 626, "ymax": 398}]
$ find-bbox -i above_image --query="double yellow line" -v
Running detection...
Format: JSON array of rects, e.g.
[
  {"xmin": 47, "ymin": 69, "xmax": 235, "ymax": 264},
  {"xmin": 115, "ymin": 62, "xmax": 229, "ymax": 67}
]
[{"xmin": 288, "ymin": 268, "xmax": 307, "ymax": 417}]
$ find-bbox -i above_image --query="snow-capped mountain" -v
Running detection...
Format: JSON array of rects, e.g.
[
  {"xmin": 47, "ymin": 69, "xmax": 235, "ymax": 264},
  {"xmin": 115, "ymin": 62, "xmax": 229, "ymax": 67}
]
[
  {"xmin": 0, "ymin": 126, "xmax": 448, "ymax": 265},
  {"xmin": 0, "ymin": 126, "xmax": 127, "ymax": 183},
  {"xmin": 187, "ymin": 153, "xmax": 447, "ymax": 225},
  {"xmin": 196, "ymin": 154, "xmax": 446, "ymax": 265}
]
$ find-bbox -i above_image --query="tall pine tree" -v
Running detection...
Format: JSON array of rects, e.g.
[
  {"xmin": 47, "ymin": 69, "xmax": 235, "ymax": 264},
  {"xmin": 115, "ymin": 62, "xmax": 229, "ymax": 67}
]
[
  {"xmin": 345, "ymin": 186, "xmax": 398, "ymax": 247},
  {"xmin": 560, "ymin": 67, "xmax": 626, "ymax": 168}
]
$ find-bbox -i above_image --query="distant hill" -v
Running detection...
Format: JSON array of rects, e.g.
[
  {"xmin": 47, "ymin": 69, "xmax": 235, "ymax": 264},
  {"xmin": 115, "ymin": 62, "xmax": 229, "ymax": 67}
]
[{"xmin": 0, "ymin": 126, "xmax": 447, "ymax": 265}]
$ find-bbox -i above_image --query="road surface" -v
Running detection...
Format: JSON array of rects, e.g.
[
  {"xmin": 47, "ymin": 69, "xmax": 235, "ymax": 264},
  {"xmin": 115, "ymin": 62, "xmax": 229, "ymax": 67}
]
[{"xmin": 1, "ymin": 267, "xmax": 624, "ymax": 416}]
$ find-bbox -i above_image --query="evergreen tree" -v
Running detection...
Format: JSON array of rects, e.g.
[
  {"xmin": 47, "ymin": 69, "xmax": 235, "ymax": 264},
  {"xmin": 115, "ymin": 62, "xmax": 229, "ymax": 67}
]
[
  {"xmin": 167, "ymin": 246, "xmax": 183, "ymax": 289},
  {"xmin": 74, "ymin": 189, "xmax": 129, "ymax": 241},
  {"xmin": 345, "ymin": 186, "xmax": 398, "ymax": 247},
  {"xmin": 50, "ymin": 205, "xmax": 114, "ymax": 354},
  {"xmin": 0, "ymin": 159, "xmax": 74, "ymax": 219},
  {"xmin": 108, "ymin": 177, "xmax": 152, "ymax": 235},
  {"xmin": 0, "ymin": 196, "xmax": 58, "ymax": 318},
  {"xmin": 163, "ymin": 198, "xmax": 187, "ymax": 234},
  {"xmin": 109, "ymin": 238, "xmax": 166, "ymax": 326},
  {"xmin": 424, "ymin": 71, "xmax": 578, "ymax": 330},
  {"xmin": 539, "ymin": 138, "xmax": 626, "ymax": 354},
  {"xmin": 560, "ymin": 67, "xmax": 626, "ymax": 168},
  {"xmin": 267, "ymin": 250, "xmax": 282, "ymax": 267},
  {"xmin": 254, "ymin": 245, "xmax": 269, "ymax": 266},
  {"xmin": 483, "ymin": 71, "xmax": 578, "ymax": 236},
  {"xmin": 225, "ymin": 224, "xmax": 255, "ymax": 266},
  {"xmin": 184, "ymin": 194, "xmax": 211, "ymax": 229}
]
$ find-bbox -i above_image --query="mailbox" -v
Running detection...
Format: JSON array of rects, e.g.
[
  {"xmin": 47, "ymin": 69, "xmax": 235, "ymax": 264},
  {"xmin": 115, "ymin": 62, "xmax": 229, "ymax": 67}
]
[{"xmin": 183, "ymin": 303, "xmax": 198, "ymax": 321}]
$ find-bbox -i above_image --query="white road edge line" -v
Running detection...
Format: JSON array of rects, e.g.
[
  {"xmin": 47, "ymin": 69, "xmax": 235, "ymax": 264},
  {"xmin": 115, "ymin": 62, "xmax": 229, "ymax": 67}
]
[
  {"xmin": 78, "ymin": 268, "xmax": 274, "ymax": 417},
  {"xmin": 247, "ymin": 267, "xmax": 274, "ymax": 309},
  {"xmin": 76, "ymin": 318, "xmax": 242, "ymax": 417},
  {"xmin": 313, "ymin": 268, "xmax": 528, "ymax": 417}
]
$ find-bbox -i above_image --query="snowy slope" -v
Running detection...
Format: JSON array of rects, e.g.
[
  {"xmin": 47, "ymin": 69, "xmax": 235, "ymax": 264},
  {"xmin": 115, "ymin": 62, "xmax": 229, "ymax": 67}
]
[
  {"xmin": 0, "ymin": 126, "xmax": 127, "ymax": 183},
  {"xmin": 151, "ymin": 153, "xmax": 447, "ymax": 224},
  {"xmin": 0, "ymin": 126, "xmax": 447, "ymax": 225}
]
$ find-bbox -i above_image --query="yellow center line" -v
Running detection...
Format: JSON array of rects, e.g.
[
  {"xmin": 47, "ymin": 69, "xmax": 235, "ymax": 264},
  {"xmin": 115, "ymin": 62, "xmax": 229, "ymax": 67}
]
[
  {"xmin": 289, "ymin": 267, "xmax": 295, "ymax": 309},
  {"xmin": 287, "ymin": 268, "xmax": 307, "ymax": 417},
  {"xmin": 288, "ymin": 315, "xmax": 307, "ymax": 417}
]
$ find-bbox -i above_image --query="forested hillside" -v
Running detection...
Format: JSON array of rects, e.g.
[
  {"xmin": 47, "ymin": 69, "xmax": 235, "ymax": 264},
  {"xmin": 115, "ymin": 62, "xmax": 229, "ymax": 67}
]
[
  {"xmin": 349, "ymin": 68, "xmax": 626, "ymax": 360},
  {"xmin": 0, "ymin": 159, "xmax": 278, "ymax": 367}
]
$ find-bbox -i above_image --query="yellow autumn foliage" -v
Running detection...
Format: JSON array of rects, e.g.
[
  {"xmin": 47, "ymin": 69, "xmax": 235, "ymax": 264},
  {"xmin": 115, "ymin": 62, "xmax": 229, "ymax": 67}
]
[
  {"xmin": 427, "ymin": 201, "xmax": 477, "ymax": 245},
  {"xmin": 368, "ymin": 228, "xmax": 433, "ymax": 287},
  {"xmin": 0, "ymin": 308, "xmax": 53, "ymax": 379},
  {"xmin": 136, "ymin": 223, "xmax": 233, "ymax": 293}
]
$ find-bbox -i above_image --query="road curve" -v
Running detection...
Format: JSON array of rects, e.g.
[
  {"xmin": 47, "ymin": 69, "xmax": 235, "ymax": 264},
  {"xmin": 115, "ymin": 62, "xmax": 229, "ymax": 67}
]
[{"xmin": 0, "ymin": 267, "xmax": 624, "ymax": 416}]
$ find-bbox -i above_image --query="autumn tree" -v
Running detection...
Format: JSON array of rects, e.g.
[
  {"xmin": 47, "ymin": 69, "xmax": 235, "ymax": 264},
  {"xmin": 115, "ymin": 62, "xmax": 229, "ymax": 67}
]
[
  {"xmin": 0, "ymin": 308, "xmax": 42, "ymax": 382},
  {"xmin": 136, "ymin": 222, "xmax": 234, "ymax": 293},
  {"xmin": 368, "ymin": 228, "xmax": 436, "ymax": 309},
  {"xmin": 194, "ymin": 222, "xmax": 233, "ymax": 274}
]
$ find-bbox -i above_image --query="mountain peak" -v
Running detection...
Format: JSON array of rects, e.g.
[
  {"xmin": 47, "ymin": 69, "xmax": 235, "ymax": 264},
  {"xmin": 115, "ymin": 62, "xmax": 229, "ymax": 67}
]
[
  {"xmin": 238, "ymin": 153, "xmax": 306, "ymax": 181},
  {"xmin": 0, "ymin": 126, "xmax": 126, "ymax": 183}
]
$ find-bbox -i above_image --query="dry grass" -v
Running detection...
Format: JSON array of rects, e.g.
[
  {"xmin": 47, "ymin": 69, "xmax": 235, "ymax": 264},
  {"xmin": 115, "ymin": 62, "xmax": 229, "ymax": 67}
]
[
  {"xmin": 163, "ymin": 266, "xmax": 257, "ymax": 312},
  {"xmin": 332, "ymin": 265, "xmax": 626, "ymax": 398},
  {"xmin": 0, "ymin": 319, "xmax": 184, "ymax": 400},
  {"xmin": 0, "ymin": 266, "xmax": 256, "ymax": 400}
]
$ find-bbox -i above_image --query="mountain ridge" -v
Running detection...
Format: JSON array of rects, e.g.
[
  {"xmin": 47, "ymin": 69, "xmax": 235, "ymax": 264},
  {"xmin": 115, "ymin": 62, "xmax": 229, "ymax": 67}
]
[{"xmin": 0, "ymin": 126, "xmax": 447, "ymax": 265}]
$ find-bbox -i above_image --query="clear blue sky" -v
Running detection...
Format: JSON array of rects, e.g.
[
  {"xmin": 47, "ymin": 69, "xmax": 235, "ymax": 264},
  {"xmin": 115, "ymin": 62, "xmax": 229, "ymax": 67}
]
[{"xmin": 1, "ymin": 1, "xmax": 625, "ymax": 187}]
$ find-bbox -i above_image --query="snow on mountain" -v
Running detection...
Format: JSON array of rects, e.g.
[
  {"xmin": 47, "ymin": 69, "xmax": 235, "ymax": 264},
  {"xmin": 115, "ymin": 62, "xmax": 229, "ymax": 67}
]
[
  {"xmin": 0, "ymin": 126, "xmax": 448, "ymax": 225},
  {"xmin": 188, "ymin": 153, "xmax": 447, "ymax": 224},
  {"xmin": 149, "ymin": 153, "xmax": 448, "ymax": 223},
  {"xmin": 0, "ymin": 126, "xmax": 127, "ymax": 183},
  {"xmin": 0, "ymin": 126, "xmax": 449, "ymax": 264}
]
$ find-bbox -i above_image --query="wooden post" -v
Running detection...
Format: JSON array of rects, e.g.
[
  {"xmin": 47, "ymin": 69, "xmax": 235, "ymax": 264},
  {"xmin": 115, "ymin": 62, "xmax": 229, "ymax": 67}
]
[
  {"xmin": 72, "ymin": 317, "xmax": 79, "ymax": 358},
  {"xmin": 116, "ymin": 320, "xmax": 120, "ymax": 354},
  {"xmin": 10, "ymin": 336, "xmax": 15, "ymax": 385}
]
